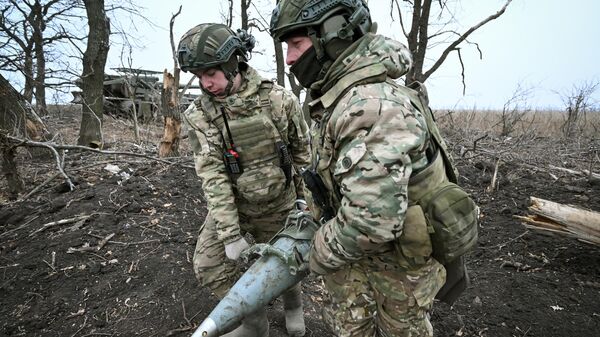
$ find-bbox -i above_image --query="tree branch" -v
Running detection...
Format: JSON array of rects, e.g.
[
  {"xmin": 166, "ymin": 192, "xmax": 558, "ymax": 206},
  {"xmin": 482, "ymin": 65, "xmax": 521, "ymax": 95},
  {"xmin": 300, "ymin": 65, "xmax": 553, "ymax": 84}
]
[{"xmin": 423, "ymin": 0, "xmax": 512, "ymax": 81}]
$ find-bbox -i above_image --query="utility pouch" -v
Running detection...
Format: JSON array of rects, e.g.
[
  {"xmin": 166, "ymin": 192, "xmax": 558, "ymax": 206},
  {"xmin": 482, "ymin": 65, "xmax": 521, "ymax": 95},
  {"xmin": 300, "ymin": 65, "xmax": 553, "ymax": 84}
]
[
  {"xmin": 236, "ymin": 165, "xmax": 286, "ymax": 203},
  {"xmin": 423, "ymin": 181, "xmax": 478, "ymax": 265},
  {"xmin": 223, "ymin": 149, "xmax": 243, "ymax": 175}
]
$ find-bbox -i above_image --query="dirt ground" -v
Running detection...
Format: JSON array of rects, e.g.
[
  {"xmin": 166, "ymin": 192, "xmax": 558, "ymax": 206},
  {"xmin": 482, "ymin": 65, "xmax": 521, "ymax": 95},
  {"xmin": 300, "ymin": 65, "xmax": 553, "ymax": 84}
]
[{"xmin": 1, "ymin": 107, "xmax": 599, "ymax": 337}]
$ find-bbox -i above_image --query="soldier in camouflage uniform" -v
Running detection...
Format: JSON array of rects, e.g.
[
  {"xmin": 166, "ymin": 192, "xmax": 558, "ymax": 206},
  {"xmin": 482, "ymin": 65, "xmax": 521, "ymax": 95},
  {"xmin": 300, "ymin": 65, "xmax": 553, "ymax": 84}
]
[
  {"xmin": 178, "ymin": 23, "xmax": 310, "ymax": 337},
  {"xmin": 270, "ymin": 1, "xmax": 451, "ymax": 336}
]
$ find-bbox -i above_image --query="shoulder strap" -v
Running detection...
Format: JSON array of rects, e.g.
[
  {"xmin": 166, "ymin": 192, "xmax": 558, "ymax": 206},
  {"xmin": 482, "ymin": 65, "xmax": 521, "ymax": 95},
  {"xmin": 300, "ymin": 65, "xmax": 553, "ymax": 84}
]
[
  {"xmin": 406, "ymin": 82, "xmax": 458, "ymax": 183},
  {"xmin": 258, "ymin": 80, "xmax": 273, "ymax": 117}
]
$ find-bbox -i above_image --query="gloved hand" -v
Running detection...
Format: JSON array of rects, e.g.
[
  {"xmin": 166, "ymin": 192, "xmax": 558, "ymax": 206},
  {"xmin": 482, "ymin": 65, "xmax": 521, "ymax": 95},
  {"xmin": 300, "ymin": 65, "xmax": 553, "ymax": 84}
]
[{"xmin": 224, "ymin": 237, "xmax": 250, "ymax": 261}]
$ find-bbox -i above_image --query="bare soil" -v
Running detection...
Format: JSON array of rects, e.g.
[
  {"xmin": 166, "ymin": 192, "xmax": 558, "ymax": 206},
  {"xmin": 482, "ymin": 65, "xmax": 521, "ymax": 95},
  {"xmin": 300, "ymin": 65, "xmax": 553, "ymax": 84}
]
[{"xmin": 1, "ymin": 108, "xmax": 599, "ymax": 337}]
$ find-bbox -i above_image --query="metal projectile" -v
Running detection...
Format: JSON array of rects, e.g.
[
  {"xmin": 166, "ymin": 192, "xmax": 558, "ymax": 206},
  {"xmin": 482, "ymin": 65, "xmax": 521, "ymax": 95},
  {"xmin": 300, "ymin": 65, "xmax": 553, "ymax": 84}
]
[{"xmin": 191, "ymin": 211, "xmax": 319, "ymax": 337}]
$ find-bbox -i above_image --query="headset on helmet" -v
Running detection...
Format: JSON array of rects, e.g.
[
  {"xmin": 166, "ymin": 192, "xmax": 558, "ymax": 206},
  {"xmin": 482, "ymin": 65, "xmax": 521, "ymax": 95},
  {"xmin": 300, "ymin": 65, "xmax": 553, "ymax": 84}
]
[
  {"xmin": 178, "ymin": 23, "xmax": 255, "ymax": 72},
  {"xmin": 270, "ymin": 0, "xmax": 373, "ymax": 87},
  {"xmin": 270, "ymin": 0, "xmax": 372, "ymax": 60},
  {"xmin": 177, "ymin": 23, "xmax": 255, "ymax": 95}
]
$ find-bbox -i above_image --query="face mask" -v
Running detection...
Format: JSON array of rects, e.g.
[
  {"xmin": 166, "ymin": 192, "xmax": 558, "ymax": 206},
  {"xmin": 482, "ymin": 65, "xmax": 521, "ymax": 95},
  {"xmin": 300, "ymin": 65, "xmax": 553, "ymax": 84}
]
[{"xmin": 290, "ymin": 46, "xmax": 323, "ymax": 88}]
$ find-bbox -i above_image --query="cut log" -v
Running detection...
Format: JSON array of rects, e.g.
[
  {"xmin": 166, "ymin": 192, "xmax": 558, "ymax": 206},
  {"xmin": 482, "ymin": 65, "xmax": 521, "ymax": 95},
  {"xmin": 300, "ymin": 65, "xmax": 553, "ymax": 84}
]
[{"xmin": 515, "ymin": 197, "xmax": 600, "ymax": 246}]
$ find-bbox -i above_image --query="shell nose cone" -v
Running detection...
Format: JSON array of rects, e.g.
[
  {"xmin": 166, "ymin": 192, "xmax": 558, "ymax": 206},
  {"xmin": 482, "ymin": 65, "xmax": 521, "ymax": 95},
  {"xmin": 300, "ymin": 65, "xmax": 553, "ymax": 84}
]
[{"xmin": 191, "ymin": 318, "xmax": 218, "ymax": 337}]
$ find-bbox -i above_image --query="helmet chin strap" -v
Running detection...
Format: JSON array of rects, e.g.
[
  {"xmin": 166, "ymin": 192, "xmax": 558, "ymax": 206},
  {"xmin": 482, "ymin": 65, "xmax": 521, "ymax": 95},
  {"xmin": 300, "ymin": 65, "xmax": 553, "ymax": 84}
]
[
  {"xmin": 307, "ymin": 27, "xmax": 332, "ymax": 75},
  {"xmin": 223, "ymin": 68, "xmax": 239, "ymax": 97}
]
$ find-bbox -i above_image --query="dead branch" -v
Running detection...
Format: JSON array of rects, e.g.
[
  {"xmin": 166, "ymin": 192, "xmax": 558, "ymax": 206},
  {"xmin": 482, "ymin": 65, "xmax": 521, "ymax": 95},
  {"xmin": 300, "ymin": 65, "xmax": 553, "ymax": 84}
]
[
  {"xmin": 87, "ymin": 233, "xmax": 161, "ymax": 246},
  {"xmin": 485, "ymin": 158, "xmax": 500, "ymax": 193},
  {"xmin": 423, "ymin": 0, "xmax": 513, "ymax": 80},
  {"xmin": 19, "ymin": 172, "xmax": 61, "ymax": 201},
  {"xmin": 480, "ymin": 231, "xmax": 529, "ymax": 250},
  {"xmin": 548, "ymin": 165, "xmax": 600, "ymax": 180},
  {"xmin": 20, "ymin": 136, "xmax": 74, "ymax": 190},
  {"xmin": 6, "ymin": 135, "xmax": 195, "ymax": 194},
  {"xmin": 5, "ymin": 134, "xmax": 195, "ymax": 168},
  {"xmin": 0, "ymin": 214, "xmax": 39, "ymax": 238},
  {"xmin": 97, "ymin": 233, "xmax": 115, "ymax": 250},
  {"xmin": 500, "ymin": 260, "xmax": 534, "ymax": 272},
  {"xmin": 29, "ymin": 214, "xmax": 92, "ymax": 236},
  {"xmin": 169, "ymin": 6, "xmax": 182, "ymax": 75},
  {"xmin": 166, "ymin": 300, "xmax": 196, "ymax": 335},
  {"xmin": 67, "ymin": 235, "xmax": 114, "ymax": 253}
]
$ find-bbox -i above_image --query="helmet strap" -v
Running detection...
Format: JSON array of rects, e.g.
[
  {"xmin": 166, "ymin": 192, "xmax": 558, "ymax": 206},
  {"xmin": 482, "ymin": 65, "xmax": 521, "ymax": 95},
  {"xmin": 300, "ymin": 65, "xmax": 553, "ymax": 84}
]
[
  {"xmin": 223, "ymin": 67, "xmax": 239, "ymax": 96},
  {"xmin": 307, "ymin": 27, "xmax": 333, "ymax": 78},
  {"xmin": 307, "ymin": 27, "xmax": 329, "ymax": 65}
]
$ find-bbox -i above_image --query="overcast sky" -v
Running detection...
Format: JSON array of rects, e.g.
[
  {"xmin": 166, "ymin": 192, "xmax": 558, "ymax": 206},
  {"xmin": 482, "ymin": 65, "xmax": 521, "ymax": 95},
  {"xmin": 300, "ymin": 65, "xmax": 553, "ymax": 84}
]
[{"xmin": 109, "ymin": 0, "xmax": 599, "ymax": 110}]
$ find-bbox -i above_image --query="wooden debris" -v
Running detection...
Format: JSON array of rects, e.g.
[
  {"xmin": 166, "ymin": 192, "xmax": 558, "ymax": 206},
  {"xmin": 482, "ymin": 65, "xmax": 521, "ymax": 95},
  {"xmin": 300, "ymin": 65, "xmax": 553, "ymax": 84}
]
[
  {"xmin": 28, "ymin": 215, "xmax": 92, "ymax": 237},
  {"xmin": 548, "ymin": 165, "xmax": 600, "ymax": 180},
  {"xmin": 515, "ymin": 197, "xmax": 600, "ymax": 246}
]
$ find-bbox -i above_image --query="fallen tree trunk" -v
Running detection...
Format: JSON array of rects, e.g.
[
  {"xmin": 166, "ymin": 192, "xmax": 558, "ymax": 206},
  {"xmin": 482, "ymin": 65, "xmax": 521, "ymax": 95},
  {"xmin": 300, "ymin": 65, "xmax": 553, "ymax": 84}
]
[{"xmin": 515, "ymin": 196, "xmax": 600, "ymax": 246}]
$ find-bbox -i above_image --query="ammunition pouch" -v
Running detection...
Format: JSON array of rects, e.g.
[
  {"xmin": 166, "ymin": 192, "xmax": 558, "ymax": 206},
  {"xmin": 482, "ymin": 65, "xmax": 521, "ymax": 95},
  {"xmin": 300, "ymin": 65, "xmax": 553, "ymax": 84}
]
[
  {"xmin": 407, "ymin": 151, "xmax": 478, "ymax": 264},
  {"xmin": 236, "ymin": 165, "xmax": 288, "ymax": 203},
  {"xmin": 404, "ymin": 151, "xmax": 478, "ymax": 304}
]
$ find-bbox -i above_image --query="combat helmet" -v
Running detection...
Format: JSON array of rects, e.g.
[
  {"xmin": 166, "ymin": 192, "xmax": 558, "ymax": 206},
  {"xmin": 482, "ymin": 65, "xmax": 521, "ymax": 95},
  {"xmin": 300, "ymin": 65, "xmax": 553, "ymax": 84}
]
[
  {"xmin": 270, "ymin": 0, "xmax": 373, "ymax": 87},
  {"xmin": 177, "ymin": 23, "xmax": 255, "ymax": 95}
]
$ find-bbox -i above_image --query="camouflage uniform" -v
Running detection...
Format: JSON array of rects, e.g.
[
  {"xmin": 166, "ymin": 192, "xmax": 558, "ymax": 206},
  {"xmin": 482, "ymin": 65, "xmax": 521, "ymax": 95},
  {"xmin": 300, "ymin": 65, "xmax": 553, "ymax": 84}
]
[
  {"xmin": 305, "ymin": 34, "xmax": 446, "ymax": 336},
  {"xmin": 183, "ymin": 64, "xmax": 310, "ymax": 298}
]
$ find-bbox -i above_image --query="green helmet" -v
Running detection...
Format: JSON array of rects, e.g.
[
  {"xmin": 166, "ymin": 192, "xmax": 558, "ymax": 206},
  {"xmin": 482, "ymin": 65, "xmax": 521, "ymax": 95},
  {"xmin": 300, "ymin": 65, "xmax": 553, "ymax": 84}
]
[
  {"xmin": 177, "ymin": 23, "xmax": 255, "ymax": 74},
  {"xmin": 271, "ymin": 0, "xmax": 371, "ymax": 48},
  {"xmin": 270, "ymin": 0, "xmax": 372, "ymax": 87}
]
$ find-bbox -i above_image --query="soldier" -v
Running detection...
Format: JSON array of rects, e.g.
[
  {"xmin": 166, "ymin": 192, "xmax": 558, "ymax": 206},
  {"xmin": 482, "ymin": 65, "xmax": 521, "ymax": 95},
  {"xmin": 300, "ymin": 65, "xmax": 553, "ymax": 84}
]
[
  {"xmin": 178, "ymin": 23, "xmax": 310, "ymax": 337},
  {"xmin": 270, "ymin": 1, "xmax": 470, "ymax": 336}
]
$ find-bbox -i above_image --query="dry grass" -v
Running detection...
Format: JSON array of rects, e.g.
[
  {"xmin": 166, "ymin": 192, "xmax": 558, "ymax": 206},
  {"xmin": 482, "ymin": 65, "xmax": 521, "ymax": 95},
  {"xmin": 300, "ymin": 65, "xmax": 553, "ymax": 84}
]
[
  {"xmin": 432, "ymin": 108, "xmax": 600, "ymax": 180},
  {"xmin": 435, "ymin": 108, "xmax": 600, "ymax": 138}
]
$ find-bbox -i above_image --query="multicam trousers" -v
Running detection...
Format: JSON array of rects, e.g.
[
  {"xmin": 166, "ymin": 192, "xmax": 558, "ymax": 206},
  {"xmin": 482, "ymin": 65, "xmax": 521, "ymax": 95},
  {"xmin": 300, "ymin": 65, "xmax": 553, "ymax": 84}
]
[
  {"xmin": 321, "ymin": 256, "xmax": 446, "ymax": 337},
  {"xmin": 192, "ymin": 208, "xmax": 291, "ymax": 298}
]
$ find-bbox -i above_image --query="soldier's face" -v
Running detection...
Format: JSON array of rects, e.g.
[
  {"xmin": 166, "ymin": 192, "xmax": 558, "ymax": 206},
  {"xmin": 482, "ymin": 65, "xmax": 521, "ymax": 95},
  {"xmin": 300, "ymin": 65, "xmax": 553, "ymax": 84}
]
[
  {"xmin": 284, "ymin": 36, "xmax": 313, "ymax": 66},
  {"xmin": 193, "ymin": 68, "xmax": 228, "ymax": 97}
]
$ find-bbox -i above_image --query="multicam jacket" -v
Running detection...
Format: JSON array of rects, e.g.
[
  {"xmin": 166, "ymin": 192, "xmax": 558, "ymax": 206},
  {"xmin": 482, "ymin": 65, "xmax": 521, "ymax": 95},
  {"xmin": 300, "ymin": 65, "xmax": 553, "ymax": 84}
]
[
  {"xmin": 183, "ymin": 65, "xmax": 310, "ymax": 244},
  {"xmin": 306, "ymin": 34, "xmax": 442, "ymax": 274}
]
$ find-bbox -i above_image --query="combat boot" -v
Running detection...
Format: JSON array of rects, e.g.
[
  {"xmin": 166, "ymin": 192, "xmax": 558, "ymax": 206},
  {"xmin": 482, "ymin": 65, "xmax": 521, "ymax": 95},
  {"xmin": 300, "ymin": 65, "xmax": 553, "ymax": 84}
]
[
  {"xmin": 221, "ymin": 307, "xmax": 269, "ymax": 337},
  {"xmin": 282, "ymin": 283, "xmax": 305, "ymax": 336}
]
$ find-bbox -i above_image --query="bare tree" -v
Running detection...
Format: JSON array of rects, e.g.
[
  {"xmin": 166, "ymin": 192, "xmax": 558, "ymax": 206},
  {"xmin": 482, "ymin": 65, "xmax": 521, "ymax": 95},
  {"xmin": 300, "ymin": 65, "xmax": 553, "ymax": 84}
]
[
  {"xmin": 559, "ymin": 80, "xmax": 599, "ymax": 138},
  {"xmin": 158, "ymin": 6, "xmax": 183, "ymax": 158},
  {"xmin": 0, "ymin": 0, "xmax": 79, "ymax": 115},
  {"xmin": 0, "ymin": 73, "xmax": 49, "ymax": 198},
  {"xmin": 391, "ymin": 0, "xmax": 512, "ymax": 91},
  {"xmin": 77, "ymin": 0, "xmax": 110, "ymax": 148},
  {"xmin": 497, "ymin": 83, "xmax": 533, "ymax": 137}
]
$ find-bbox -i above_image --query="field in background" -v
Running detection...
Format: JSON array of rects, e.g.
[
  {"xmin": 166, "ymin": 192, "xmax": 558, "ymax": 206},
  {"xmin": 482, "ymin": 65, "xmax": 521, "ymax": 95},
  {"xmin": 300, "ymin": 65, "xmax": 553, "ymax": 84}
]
[{"xmin": 435, "ymin": 108, "xmax": 600, "ymax": 138}]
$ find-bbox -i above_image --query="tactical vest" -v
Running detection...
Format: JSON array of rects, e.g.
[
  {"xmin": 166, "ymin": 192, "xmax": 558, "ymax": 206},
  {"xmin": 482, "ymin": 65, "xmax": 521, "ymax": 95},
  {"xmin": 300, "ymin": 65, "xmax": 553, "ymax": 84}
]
[{"xmin": 196, "ymin": 80, "xmax": 293, "ymax": 204}]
